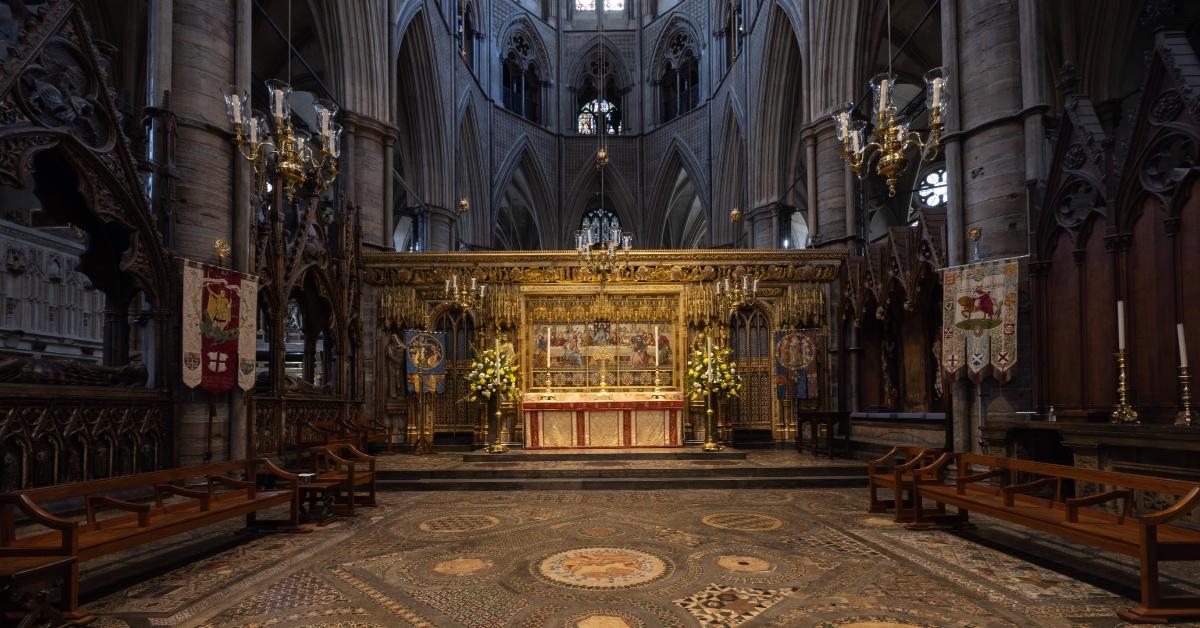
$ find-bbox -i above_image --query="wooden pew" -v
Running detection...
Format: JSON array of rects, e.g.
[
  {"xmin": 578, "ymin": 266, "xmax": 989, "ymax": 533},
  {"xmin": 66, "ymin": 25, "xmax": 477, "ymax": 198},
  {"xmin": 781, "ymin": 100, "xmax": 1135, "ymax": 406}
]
[
  {"xmin": 910, "ymin": 452, "xmax": 1200, "ymax": 623},
  {"xmin": 867, "ymin": 446, "xmax": 943, "ymax": 522},
  {"xmin": 309, "ymin": 444, "xmax": 377, "ymax": 516},
  {"xmin": 0, "ymin": 459, "xmax": 302, "ymax": 621}
]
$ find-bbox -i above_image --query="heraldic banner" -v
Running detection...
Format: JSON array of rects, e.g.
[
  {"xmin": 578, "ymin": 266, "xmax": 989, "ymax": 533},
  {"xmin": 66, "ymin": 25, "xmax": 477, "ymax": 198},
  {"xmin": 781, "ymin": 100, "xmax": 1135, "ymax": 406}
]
[
  {"xmin": 405, "ymin": 330, "xmax": 446, "ymax": 393},
  {"xmin": 940, "ymin": 257, "xmax": 1019, "ymax": 383},
  {"xmin": 775, "ymin": 329, "xmax": 821, "ymax": 399},
  {"xmin": 182, "ymin": 260, "xmax": 258, "ymax": 394}
]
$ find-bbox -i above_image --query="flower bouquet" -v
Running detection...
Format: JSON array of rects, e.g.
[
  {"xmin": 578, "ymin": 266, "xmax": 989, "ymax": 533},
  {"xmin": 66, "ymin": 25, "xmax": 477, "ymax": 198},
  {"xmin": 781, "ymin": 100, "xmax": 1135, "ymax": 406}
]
[
  {"xmin": 464, "ymin": 347, "xmax": 521, "ymax": 403},
  {"xmin": 685, "ymin": 342, "xmax": 742, "ymax": 402}
]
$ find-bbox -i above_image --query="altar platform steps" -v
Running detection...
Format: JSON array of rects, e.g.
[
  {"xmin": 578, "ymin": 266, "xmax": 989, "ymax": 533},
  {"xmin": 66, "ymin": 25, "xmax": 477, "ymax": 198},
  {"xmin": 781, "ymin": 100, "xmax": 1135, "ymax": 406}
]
[
  {"xmin": 376, "ymin": 463, "xmax": 865, "ymax": 491},
  {"xmin": 459, "ymin": 448, "xmax": 748, "ymax": 462}
]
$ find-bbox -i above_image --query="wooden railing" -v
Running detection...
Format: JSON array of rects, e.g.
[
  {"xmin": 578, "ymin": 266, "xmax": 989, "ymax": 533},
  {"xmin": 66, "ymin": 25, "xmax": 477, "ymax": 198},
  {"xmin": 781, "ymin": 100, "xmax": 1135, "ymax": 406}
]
[
  {"xmin": 0, "ymin": 386, "xmax": 172, "ymax": 491},
  {"xmin": 249, "ymin": 395, "xmax": 366, "ymax": 461}
]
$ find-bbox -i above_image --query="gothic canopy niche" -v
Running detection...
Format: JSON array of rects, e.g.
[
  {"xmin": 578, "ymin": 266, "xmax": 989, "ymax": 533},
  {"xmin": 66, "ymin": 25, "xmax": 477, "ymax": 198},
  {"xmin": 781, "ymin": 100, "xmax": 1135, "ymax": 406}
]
[{"xmin": 0, "ymin": 1, "xmax": 172, "ymax": 308}]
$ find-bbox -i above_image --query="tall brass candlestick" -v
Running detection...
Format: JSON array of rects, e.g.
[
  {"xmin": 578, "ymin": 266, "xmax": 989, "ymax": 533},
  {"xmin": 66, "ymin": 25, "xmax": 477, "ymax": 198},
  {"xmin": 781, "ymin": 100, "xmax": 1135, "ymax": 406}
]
[
  {"xmin": 1111, "ymin": 350, "xmax": 1140, "ymax": 424},
  {"xmin": 1176, "ymin": 366, "xmax": 1195, "ymax": 427}
]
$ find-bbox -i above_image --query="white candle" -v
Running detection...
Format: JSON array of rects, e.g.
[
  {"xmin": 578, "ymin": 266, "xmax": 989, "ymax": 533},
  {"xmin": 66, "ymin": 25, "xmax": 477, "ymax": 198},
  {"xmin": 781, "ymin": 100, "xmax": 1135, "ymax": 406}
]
[
  {"xmin": 725, "ymin": 277, "xmax": 731, "ymax": 292},
  {"xmin": 248, "ymin": 120, "xmax": 258, "ymax": 145},
  {"xmin": 1179, "ymin": 323, "xmax": 1189, "ymax": 368},
  {"xmin": 273, "ymin": 89, "xmax": 284, "ymax": 118},
  {"xmin": 743, "ymin": 276, "xmax": 749, "ymax": 291},
  {"xmin": 444, "ymin": 279, "xmax": 450, "ymax": 294},
  {"xmin": 932, "ymin": 77, "xmax": 943, "ymax": 109},
  {"xmin": 547, "ymin": 327, "xmax": 552, "ymax": 369},
  {"xmin": 851, "ymin": 130, "xmax": 862, "ymax": 154},
  {"xmin": 879, "ymin": 78, "xmax": 890, "ymax": 115},
  {"xmin": 706, "ymin": 337, "xmax": 713, "ymax": 381},
  {"xmin": 654, "ymin": 325, "xmax": 660, "ymax": 367},
  {"xmin": 752, "ymin": 278, "xmax": 759, "ymax": 293},
  {"xmin": 1117, "ymin": 300, "xmax": 1126, "ymax": 351},
  {"xmin": 452, "ymin": 275, "xmax": 458, "ymax": 289},
  {"xmin": 480, "ymin": 284, "xmax": 486, "ymax": 298},
  {"xmin": 715, "ymin": 281, "xmax": 722, "ymax": 295},
  {"xmin": 494, "ymin": 335, "xmax": 501, "ymax": 383},
  {"xmin": 231, "ymin": 94, "xmax": 242, "ymax": 124},
  {"xmin": 470, "ymin": 277, "xmax": 477, "ymax": 291}
]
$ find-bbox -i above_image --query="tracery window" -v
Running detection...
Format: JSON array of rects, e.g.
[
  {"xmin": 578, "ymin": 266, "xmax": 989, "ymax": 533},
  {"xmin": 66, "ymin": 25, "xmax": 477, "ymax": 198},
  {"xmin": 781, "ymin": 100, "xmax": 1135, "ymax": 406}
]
[
  {"xmin": 658, "ymin": 31, "xmax": 700, "ymax": 124},
  {"xmin": 576, "ymin": 53, "xmax": 623, "ymax": 135},
  {"xmin": 580, "ymin": 208, "xmax": 621, "ymax": 245},
  {"xmin": 916, "ymin": 167, "xmax": 948, "ymax": 208},
  {"xmin": 576, "ymin": 0, "xmax": 623, "ymax": 11},
  {"xmin": 724, "ymin": 0, "xmax": 743, "ymax": 70},
  {"xmin": 501, "ymin": 30, "xmax": 543, "ymax": 124}
]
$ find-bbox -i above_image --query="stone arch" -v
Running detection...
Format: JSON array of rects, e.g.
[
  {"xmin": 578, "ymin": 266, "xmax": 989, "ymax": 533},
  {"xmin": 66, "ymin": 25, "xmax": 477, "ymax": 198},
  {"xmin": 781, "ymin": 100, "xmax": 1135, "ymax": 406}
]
[
  {"xmin": 753, "ymin": 3, "xmax": 805, "ymax": 209},
  {"xmin": 498, "ymin": 16, "xmax": 553, "ymax": 73},
  {"xmin": 713, "ymin": 97, "xmax": 747, "ymax": 246},
  {"xmin": 493, "ymin": 138, "xmax": 553, "ymax": 250},
  {"xmin": 648, "ymin": 14, "xmax": 704, "ymax": 79},
  {"xmin": 563, "ymin": 161, "xmax": 639, "ymax": 246},
  {"xmin": 456, "ymin": 96, "xmax": 489, "ymax": 247},
  {"xmin": 395, "ymin": 9, "xmax": 448, "ymax": 208},
  {"xmin": 646, "ymin": 138, "xmax": 709, "ymax": 248}
]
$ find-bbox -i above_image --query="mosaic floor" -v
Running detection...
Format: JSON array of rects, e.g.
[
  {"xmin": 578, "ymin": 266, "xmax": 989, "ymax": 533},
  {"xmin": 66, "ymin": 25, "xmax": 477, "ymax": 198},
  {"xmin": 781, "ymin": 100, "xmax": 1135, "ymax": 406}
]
[{"xmin": 82, "ymin": 487, "xmax": 1200, "ymax": 627}]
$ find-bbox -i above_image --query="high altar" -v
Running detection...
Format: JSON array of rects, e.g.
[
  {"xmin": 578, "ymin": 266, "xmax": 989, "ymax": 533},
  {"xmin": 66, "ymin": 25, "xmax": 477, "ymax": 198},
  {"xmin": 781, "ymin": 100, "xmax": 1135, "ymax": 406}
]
[{"xmin": 366, "ymin": 249, "xmax": 843, "ymax": 449}]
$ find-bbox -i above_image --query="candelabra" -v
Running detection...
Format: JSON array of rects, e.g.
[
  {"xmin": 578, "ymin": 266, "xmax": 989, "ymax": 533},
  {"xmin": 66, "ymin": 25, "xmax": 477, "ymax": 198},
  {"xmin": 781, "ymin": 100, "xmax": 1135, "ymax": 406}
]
[
  {"xmin": 833, "ymin": 66, "xmax": 947, "ymax": 197},
  {"xmin": 650, "ymin": 366, "xmax": 665, "ymax": 399},
  {"xmin": 224, "ymin": 80, "xmax": 341, "ymax": 200},
  {"xmin": 1177, "ymin": 366, "xmax": 1195, "ymax": 427},
  {"xmin": 1111, "ymin": 350, "xmax": 1140, "ymax": 424},
  {"xmin": 715, "ymin": 275, "xmax": 759, "ymax": 313},
  {"xmin": 576, "ymin": 226, "xmax": 631, "ymax": 281},
  {"xmin": 445, "ymin": 274, "xmax": 485, "ymax": 312}
]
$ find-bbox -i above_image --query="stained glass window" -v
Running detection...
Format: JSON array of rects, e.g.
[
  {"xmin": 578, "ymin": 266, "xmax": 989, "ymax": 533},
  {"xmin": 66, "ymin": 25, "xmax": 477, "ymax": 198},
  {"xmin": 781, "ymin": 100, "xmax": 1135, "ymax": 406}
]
[
  {"xmin": 604, "ymin": 0, "xmax": 624, "ymax": 10},
  {"xmin": 576, "ymin": 0, "xmax": 595, "ymax": 10},
  {"xmin": 580, "ymin": 208, "xmax": 621, "ymax": 245},
  {"xmin": 577, "ymin": 99, "xmax": 621, "ymax": 135}
]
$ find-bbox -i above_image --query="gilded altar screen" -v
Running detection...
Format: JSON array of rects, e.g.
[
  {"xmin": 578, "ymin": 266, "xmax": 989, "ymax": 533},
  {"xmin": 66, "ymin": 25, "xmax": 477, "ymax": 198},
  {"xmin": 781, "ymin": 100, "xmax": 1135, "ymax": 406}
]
[{"xmin": 525, "ymin": 294, "xmax": 678, "ymax": 390}]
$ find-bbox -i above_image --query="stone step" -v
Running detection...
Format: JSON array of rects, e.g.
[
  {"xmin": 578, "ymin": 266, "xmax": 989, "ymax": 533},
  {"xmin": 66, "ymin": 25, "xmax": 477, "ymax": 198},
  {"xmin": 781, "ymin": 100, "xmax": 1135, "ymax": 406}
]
[
  {"xmin": 459, "ymin": 448, "xmax": 749, "ymax": 462},
  {"xmin": 376, "ymin": 475, "xmax": 866, "ymax": 491},
  {"xmin": 378, "ymin": 465, "xmax": 863, "ymax": 480}
]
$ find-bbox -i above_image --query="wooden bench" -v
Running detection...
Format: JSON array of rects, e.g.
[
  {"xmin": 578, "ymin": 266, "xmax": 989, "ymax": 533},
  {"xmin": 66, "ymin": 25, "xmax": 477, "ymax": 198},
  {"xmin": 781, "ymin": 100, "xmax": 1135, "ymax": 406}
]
[
  {"xmin": 795, "ymin": 412, "xmax": 851, "ymax": 459},
  {"xmin": 0, "ymin": 556, "xmax": 80, "ymax": 625},
  {"xmin": 0, "ymin": 459, "xmax": 303, "ymax": 621},
  {"xmin": 310, "ymin": 444, "xmax": 377, "ymax": 516},
  {"xmin": 910, "ymin": 452, "xmax": 1200, "ymax": 623},
  {"xmin": 867, "ymin": 446, "xmax": 943, "ymax": 522}
]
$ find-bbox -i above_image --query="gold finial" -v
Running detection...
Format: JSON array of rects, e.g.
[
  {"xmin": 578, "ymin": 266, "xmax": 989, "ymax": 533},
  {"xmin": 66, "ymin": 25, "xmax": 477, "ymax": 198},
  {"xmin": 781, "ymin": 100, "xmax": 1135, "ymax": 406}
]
[
  {"xmin": 213, "ymin": 239, "xmax": 231, "ymax": 266},
  {"xmin": 596, "ymin": 147, "xmax": 609, "ymax": 168},
  {"xmin": 968, "ymin": 226, "xmax": 983, "ymax": 242},
  {"xmin": 458, "ymin": 196, "xmax": 470, "ymax": 214},
  {"xmin": 730, "ymin": 206, "xmax": 743, "ymax": 223}
]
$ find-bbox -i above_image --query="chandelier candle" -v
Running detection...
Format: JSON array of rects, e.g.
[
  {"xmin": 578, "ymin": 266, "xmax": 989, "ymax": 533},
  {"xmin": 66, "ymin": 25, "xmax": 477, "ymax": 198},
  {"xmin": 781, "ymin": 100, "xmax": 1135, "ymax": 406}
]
[
  {"xmin": 546, "ymin": 327, "xmax": 552, "ymax": 369},
  {"xmin": 654, "ymin": 326, "xmax": 660, "ymax": 367}
]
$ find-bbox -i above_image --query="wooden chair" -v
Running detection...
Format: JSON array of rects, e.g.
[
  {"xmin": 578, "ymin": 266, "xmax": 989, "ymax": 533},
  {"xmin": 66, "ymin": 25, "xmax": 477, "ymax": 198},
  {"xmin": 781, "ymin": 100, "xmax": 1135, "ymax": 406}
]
[
  {"xmin": 309, "ymin": 444, "xmax": 377, "ymax": 516},
  {"xmin": 866, "ymin": 446, "xmax": 943, "ymax": 521}
]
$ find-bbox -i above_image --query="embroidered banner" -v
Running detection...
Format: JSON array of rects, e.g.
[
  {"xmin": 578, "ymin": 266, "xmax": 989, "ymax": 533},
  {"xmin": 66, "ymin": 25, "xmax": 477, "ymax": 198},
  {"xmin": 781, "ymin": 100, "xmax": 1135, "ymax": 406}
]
[
  {"xmin": 775, "ymin": 329, "xmax": 820, "ymax": 399},
  {"xmin": 182, "ymin": 260, "xmax": 259, "ymax": 394},
  {"xmin": 405, "ymin": 330, "xmax": 446, "ymax": 393},
  {"xmin": 941, "ymin": 257, "xmax": 1020, "ymax": 383}
]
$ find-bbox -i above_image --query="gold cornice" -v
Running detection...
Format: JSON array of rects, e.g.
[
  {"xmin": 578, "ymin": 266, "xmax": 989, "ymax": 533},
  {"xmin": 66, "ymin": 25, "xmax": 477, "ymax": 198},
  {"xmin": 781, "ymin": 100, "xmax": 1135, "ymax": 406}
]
[{"xmin": 363, "ymin": 249, "xmax": 845, "ymax": 286}]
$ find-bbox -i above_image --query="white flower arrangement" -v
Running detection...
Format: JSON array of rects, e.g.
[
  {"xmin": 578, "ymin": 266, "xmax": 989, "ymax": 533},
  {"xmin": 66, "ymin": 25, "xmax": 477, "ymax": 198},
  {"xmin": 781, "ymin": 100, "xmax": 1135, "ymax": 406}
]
[
  {"xmin": 685, "ymin": 343, "xmax": 742, "ymax": 401},
  {"xmin": 464, "ymin": 347, "xmax": 521, "ymax": 402}
]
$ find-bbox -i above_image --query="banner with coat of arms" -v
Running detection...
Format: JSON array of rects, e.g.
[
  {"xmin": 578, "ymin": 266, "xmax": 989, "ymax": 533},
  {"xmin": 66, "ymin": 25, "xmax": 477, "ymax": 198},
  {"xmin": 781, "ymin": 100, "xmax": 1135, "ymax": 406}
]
[
  {"xmin": 405, "ymin": 330, "xmax": 446, "ymax": 393},
  {"xmin": 182, "ymin": 260, "xmax": 258, "ymax": 394},
  {"xmin": 941, "ymin": 257, "xmax": 1020, "ymax": 383},
  {"xmin": 775, "ymin": 329, "xmax": 821, "ymax": 399}
]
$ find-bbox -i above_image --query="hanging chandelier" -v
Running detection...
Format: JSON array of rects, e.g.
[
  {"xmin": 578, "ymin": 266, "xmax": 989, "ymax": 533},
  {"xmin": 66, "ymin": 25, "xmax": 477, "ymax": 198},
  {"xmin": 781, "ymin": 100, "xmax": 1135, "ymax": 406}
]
[
  {"xmin": 576, "ymin": 224, "xmax": 631, "ymax": 280},
  {"xmin": 445, "ymin": 274, "xmax": 485, "ymax": 312},
  {"xmin": 224, "ymin": 81, "xmax": 341, "ymax": 200},
  {"xmin": 832, "ymin": 1, "xmax": 946, "ymax": 197},
  {"xmin": 222, "ymin": 1, "xmax": 340, "ymax": 201}
]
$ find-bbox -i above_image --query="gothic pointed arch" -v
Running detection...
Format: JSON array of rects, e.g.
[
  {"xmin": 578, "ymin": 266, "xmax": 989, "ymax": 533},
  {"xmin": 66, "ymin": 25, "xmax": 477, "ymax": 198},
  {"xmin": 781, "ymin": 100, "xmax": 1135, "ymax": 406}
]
[
  {"xmin": 498, "ymin": 16, "xmax": 551, "ymax": 124},
  {"xmin": 456, "ymin": 96, "xmax": 489, "ymax": 247},
  {"xmin": 563, "ymin": 160, "xmax": 639, "ymax": 245},
  {"xmin": 713, "ymin": 97, "xmax": 747, "ymax": 246},
  {"xmin": 395, "ymin": 9, "xmax": 448, "ymax": 206},
  {"xmin": 647, "ymin": 139, "xmax": 709, "ymax": 248},
  {"xmin": 570, "ymin": 37, "xmax": 632, "ymax": 135},
  {"xmin": 494, "ymin": 138, "xmax": 553, "ymax": 250},
  {"xmin": 753, "ymin": 4, "xmax": 805, "ymax": 209}
]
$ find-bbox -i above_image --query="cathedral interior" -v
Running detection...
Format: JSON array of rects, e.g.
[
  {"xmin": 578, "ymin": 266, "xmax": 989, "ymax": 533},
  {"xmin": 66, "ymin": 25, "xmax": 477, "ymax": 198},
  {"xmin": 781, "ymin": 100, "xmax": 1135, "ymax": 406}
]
[{"xmin": 3, "ymin": 0, "xmax": 1200, "ymax": 626}]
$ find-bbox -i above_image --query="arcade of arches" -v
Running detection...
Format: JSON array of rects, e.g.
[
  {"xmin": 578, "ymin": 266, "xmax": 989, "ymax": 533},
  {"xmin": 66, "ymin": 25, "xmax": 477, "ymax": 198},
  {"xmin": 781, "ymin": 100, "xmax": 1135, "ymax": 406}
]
[{"xmin": 3, "ymin": 0, "xmax": 1200, "ymax": 626}]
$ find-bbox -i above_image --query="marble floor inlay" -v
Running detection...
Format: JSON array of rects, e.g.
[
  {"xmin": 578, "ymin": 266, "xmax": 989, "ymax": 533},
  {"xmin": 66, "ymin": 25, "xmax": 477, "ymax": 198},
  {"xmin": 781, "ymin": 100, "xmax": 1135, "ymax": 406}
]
[{"xmin": 81, "ymin": 487, "xmax": 1200, "ymax": 627}]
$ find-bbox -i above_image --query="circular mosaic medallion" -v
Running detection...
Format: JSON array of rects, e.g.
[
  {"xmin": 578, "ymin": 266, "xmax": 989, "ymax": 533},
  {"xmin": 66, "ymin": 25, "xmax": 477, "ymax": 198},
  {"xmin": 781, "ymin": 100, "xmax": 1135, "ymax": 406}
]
[
  {"xmin": 717, "ymin": 555, "xmax": 775, "ymax": 573},
  {"xmin": 430, "ymin": 557, "xmax": 494, "ymax": 576},
  {"xmin": 534, "ymin": 547, "xmax": 672, "ymax": 590},
  {"xmin": 418, "ymin": 514, "xmax": 501, "ymax": 532},
  {"xmin": 817, "ymin": 620, "xmax": 933, "ymax": 628},
  {"xmin": 564, "ymin": 610, "xmax": 646, "ymax": 628},
  {"xmin": 701, "ymin": 512, "xmax": 784, "ymax": 531}
]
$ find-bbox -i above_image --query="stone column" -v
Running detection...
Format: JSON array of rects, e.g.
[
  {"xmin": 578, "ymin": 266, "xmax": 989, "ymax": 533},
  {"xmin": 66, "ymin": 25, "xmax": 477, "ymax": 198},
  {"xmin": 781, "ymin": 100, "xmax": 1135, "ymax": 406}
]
[
  {"xmin": 813, "ymin": 120, "xmax": 847, "ymax": 244},
  {"xmin": 341, "ymin": 112, "xmax": 393, "ymax": 246},
  {"xmin": 747, "ymin": 204, "xmax": 777, "ymax": 248},
  {"xmin": 172, "ymin": 0, "xmax": 236, "ymax": 464},
  {"xmin": 229, "ymin": 0, "xmax": 252, "ymax": 460},
  {"xmin": 804, "ymin": 129, "xmax": 818, "ymax": 244}
]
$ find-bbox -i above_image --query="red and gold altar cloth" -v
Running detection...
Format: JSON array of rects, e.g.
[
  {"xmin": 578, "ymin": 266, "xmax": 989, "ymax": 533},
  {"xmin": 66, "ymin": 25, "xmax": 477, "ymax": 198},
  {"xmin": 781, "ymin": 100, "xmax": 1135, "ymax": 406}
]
[{"xmin": 522, "ymin": 392, "xmax": 685, "ymax": 449}]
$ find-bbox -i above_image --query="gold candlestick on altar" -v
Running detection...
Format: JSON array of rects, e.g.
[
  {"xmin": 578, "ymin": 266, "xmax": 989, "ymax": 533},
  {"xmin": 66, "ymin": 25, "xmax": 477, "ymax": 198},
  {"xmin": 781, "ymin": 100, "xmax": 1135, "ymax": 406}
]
[
  {"xmin": 1111, "ymin": 350, "xmax": 1140, "ymax": 424},
  {"xmin": 540, "ymin": 371, "xmax": 556, "ymax": 400},
  {"xmin": 702, "ymin": 394, "xmax": 722, "ymax": 452},
  {"xmin": 1176, "ymin": 366, "xmax": 1195, "ymax": 427},
  {"xmin": 650, "ymin": 367, "xmax": 665, "ymax": 399}
]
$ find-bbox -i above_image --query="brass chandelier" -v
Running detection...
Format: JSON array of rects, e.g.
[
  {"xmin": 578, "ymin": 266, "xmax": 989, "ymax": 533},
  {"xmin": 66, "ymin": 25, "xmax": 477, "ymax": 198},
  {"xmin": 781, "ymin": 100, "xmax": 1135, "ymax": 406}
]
[
  {"xmin": 832, "ymin": 0, "xmax": 947, "ymax": 197},
  {"xmin": 223, "ymin": 1, "xmax": 340, "ymax": 201},
  {"xmin": 576, "ymin": 224, "xmax": 631, "ymax": 280},
  {"xmin": 715, "ymin": 274, "xmax": 758, "ymax": 313}
]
